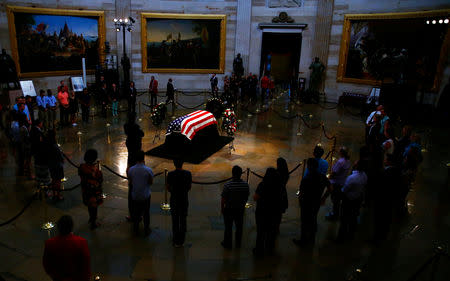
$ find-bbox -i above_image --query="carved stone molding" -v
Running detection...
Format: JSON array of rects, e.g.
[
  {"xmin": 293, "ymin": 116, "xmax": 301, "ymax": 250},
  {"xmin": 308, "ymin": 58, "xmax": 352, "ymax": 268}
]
[
  {"xmin": 268, "ymin": 0, "xmax": 302, "ymax": 8},
  {"xmin": 272, "ymin": 12, "xmax": 294, "ymax": 23}
]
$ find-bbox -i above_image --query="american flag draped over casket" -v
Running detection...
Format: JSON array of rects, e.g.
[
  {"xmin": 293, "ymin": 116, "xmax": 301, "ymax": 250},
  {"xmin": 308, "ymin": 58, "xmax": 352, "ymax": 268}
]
[{"xmin": 166, "ymin": 110, "xmax": 218, "ymax": 140}]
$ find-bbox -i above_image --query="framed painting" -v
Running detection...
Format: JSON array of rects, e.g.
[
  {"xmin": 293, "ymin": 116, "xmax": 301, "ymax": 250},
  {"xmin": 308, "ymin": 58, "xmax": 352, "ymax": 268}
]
[
  {"xmin": 141, "ymin": 13, "xmax": 226, "ymax": 74},
  {"xmin": 7, "ymin": 6, "xmax": 105, "ymax": 78},
  {"xmin": 337, "ymin": 10, "xmax": 450, "ymax": 92}
]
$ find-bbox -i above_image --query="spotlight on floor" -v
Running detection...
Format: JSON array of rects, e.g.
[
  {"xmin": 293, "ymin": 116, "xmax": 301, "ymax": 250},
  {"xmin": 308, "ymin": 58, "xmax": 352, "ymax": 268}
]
[
  {"xmin": 296, "ymin": 132, "xmax": 302, "ymax": 136},
  {"xmin": 247, "ymin": 113, "xmax": 252, "ymax": 117},
  {"xmin": 245, "ymin": 202, "xmax": 253, "ymax": 209},
  {"xmin": 267, "ymin": 124, "xmax": 272, "ymax": 128},
  {"xmin": 138, "ymin": 118, "xmax": 142, "ymax": 122},
  {"xmin": 42, "ymin": 222, "xmax": 55, "ymax": 230},
  {"xmin": 337, "ymin": 120, "xmax": 342, "ymax": 124},
  {"xmin": 421, "ymin": 148, "xmax": 427, "ymax": 153},
  {"xmin": 317, "ymin": 143, "xmax": 322, "ymax": 147},
  {"xmin": 309, "ymin": 114, "xmax": 313, "ymax": 118},
  {"xmin": 160, "ymin": 203, "xmax": 171, "ymax": 211},
  {"xmin": 61, "ymin": 177, "xmax": 67, "ymax": 182},
  {"xmin": 94, "ymin": 276, "xmax": 101, "ymax": 281}
]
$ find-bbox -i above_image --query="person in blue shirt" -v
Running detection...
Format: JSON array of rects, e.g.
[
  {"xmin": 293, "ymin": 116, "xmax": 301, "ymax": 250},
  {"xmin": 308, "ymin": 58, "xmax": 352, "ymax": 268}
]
[
  {"xmin": 304, "ymin": 145, "xmax": 329, "ymax": 177},
  {"xmin": 44, "ymin": 89, "xmax": 58, "ymax": 130},
  {"xmin": 36, "ymin": 90, "xmax": 48, "ymax": 131}
]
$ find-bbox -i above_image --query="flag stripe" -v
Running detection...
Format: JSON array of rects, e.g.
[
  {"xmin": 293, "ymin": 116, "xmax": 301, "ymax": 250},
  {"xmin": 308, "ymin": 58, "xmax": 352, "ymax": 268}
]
[{"xmin": 166, "ymin": 110, "xmax": 217, "ymax": 140}]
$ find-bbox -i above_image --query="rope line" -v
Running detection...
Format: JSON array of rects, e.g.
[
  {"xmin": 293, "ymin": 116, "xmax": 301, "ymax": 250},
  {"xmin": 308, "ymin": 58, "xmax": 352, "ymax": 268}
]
[
  {"xmin": 0, "ymin": 192, "xmax": 38, "ymax": 227},
  {"xmin": 272, "ymin": 110, "xmax": 299, "ymax": 120},
  {"xmin": 288, "ymin": 162, "xmax": 303, "ymax": 175},
  {"xmin": 321, "ymin": 124, "xmax": 337, "ymax": 140},
  {"xmin": 62, "ymin": 153, "xmax": 80, "ymax": 169},
  {"xmin": 250, "ymin": 171, "xmax": 264, "ymax": 179},
  {"xmin": 176, "ymin": 101, "xmax": 205, "ymax": 110},
  {"xmin": 178, "ymin": 91, "xmax": 204, "ymax": 97},
  {"xmin": 102, "ymin": 164, "xmax": 128, "ymax": 180},
  {"xmin": 192, "ymin": 177, "xmax": 232, "ymax": 185}
]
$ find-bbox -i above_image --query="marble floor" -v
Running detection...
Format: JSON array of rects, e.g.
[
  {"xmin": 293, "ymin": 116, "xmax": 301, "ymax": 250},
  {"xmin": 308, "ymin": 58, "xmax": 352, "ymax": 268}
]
[{"xmin": 0, "ymin": 92, "xmax": 449, "ymax": 281}]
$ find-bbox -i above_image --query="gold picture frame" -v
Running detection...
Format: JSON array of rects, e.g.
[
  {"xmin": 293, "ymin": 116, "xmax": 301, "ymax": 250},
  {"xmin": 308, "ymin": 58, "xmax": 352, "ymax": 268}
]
[
  {"xmin": 337, "ymin": 10, "xmax": 450, "ymax": 92},
  {"xmin": 141, "ymin": 13, "xmax": 226, "ymax": 74},
  {"xmin": 7, "ymin": 6, "xmax": 105, "ymax": 78}
]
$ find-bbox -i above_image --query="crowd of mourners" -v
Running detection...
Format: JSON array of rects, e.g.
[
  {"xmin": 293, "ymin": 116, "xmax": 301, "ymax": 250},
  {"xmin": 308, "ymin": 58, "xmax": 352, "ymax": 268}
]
[{"xmin": 0, "ymin": 76, "xmax": 424, "ymax": 281}]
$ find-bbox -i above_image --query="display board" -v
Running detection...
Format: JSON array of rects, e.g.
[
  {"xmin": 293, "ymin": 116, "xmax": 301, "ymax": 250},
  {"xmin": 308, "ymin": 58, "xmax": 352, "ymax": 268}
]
[
  {"xmin": 71, "ymin": 76, "xmax": 85, "ymax": 92},
  {"xmin": 19, "ymin": 80, "xmax": 36, "ymax": 96}
]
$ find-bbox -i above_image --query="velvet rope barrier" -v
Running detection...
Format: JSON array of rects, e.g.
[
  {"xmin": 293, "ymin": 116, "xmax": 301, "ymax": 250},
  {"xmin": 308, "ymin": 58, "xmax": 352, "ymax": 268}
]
[
  {"xmin": 62, "ymin": 152, "xmax": 80, "ymax": 169},
  {"xmin": 0, "ymin": 192, "xmax": 38, "ymax": 227},
  {"xmin": 175, "ymin": 101, "xmax": 205, "ymax": 110},
  {"xmin": 191, "ymin": 177, "xmax": 233, "ymax": 185}
]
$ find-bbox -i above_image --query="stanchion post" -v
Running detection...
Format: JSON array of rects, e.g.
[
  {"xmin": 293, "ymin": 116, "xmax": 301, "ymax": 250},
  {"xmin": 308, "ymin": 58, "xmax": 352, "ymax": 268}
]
[
  {"xmin": 161, "ymin": 168, "xmax": 170, "ymax": 211},
  {"xmin": 106, "ymin": 123, "xmax": 111, "ymax": 144},
  {"xmin": 40, "ymin": 184, "xmax": 55, "ymax": 232},
  {"xmin": 296, "ymin": 159, "xmax": 307, "ymax": 196},
  {"xmin": 245, "ymin": 168, "xmax": 252, "ymax": 209}
]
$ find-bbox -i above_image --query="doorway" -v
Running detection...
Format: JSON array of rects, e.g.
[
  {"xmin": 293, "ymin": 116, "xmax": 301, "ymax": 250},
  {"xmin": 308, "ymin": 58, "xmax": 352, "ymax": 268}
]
[{"xmin": 260, "ymin": 32, "xmax": 302, "ymax": 83}]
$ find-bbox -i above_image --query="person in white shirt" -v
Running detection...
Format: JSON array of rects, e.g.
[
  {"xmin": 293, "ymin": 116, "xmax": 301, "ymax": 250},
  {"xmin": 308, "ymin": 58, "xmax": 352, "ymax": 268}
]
[{"xmin": 337, "ymin": 161, "xmax": 368, "ymax": 241}]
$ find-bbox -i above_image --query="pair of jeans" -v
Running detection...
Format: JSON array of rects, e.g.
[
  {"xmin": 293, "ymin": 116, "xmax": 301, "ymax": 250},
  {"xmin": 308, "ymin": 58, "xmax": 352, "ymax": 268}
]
[
  {"xmin": 111, "ymin": 101, "xmax": 119, "ymax": 116},
  {"xmin": 223, "ymin": 208, "xmax": 245, "ymax": 248},
  {"xmin": 132, "ymin": 196, "xmax": 151, "ymax": 233}
]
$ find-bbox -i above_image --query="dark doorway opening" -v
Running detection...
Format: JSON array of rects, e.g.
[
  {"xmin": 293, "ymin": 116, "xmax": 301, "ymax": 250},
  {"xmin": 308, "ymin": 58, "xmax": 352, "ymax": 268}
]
[{"xmin": 260, "ymin": 32, "xmax": 302, "ymax": 83}]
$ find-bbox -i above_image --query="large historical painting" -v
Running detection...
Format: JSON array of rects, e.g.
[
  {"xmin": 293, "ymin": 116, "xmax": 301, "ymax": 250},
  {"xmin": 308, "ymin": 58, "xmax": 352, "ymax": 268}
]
[
  {"xmin": 337, "ymin": 10, "xmax": 450, "ymax": 91},
  {"xmin": 7, "ymin": 6, "xmax": 105, "ymax": 77},
  {"xmin": 141, "ymin": 13, "xmax": 226, "ymax": 73}
]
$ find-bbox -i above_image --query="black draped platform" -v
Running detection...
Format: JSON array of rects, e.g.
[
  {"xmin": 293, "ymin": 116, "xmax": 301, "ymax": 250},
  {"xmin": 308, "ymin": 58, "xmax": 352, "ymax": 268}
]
[{"xmin": 145, "ymin": 125, "xmax": 233, "ymax": 164}]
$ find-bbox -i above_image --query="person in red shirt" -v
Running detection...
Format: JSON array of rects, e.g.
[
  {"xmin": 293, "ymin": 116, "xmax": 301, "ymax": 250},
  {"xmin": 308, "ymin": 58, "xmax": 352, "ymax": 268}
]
[
  {"xmin": 43, "ymin": 215, "xmax": 91, "ymax": 281},
  {"xmin": 149, "ymin": 76, "xmax": 158, "ymax": 107},
  {"xmin": 57, "ymin": 85, "xmax": 70, "ymax": 127},
  {"xmin": 260, "ymin": 75, "xmax": 270, "ymax": 101}
]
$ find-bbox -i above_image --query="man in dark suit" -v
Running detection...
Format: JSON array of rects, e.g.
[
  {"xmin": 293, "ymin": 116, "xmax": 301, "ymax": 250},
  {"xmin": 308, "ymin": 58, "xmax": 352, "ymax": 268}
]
[
  {"xmin": 167, "ymin": 159, "xmax": 192, "ymax": 247},
  {"xmin": 149, "ymin": 76, "xmax": 158, "ymax": 107},
  {"xmin": 43, "ymin": 215, "xmax": 91, "ymax": 281}
]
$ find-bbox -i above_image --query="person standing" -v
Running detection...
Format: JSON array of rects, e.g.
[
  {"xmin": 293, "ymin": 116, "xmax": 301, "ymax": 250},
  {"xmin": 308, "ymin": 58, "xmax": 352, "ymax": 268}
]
[
  {"xmin": 276, "ymin": 158, "xmax": 289, "ymax": 229},
  {"xmin": 210, "ymin": 74, "xmax": 218, "ymax": 98},
  {"xmin": 293, "ymin": 158, "xmax": 330, "ymax": 246},
  {"xmin": 36, "ymin": 90, "xmax": 48, "ymax": 131},
  {"xmin": 79, "ymin": 88, "xmax": 91, "ymax": 123},
  {"xmin": 253, "ymin": 167, "xmax": 283, "ymax": 255},
  {"xmin": 47, "ymin": 130, "xmax": 64, "ymax": 200},
  {"xmin": 98, "ymin": 83, "xmax": 109, "ymax": 118},
  {"xmin": 167, "ymin": 159, "xmax": 192, "ymax": 247},
  {"xmin": 43, "ymin": 215, "xmax": 91, "ymax": 281},
  {"xmin": 166, "ymin": 78, "xmax": 175, "ymax": 104},
  {"xmin": 373, "ymin": 154, "xmax": 400, "ymax": 242},
  {"xmin": 221, "ymin": 165, "xmax": 249, "ymax": 249},
  {"xmin": 18, "ymin": 113, "xmax": 32, "ymax": 178},
  {"xmin": 149, "ymin": 76, "xmax": 158, "ymax": 107},
  {"xmin": 68, "ymin": 90, "xmax": 78, "ymax": 126},
  {"xmin": 127, "ymin": 81, "xmax": 137, "ymax": 113},
  {"xmin": 79, "ymin": 149, "xmax": 103, "ymax": 230},
  {"xmin": 337, "ymin": 161, "xmax": 368, "ymax": 242},
  {"xmin": 304, "ymin": 145, "xmax": 329, "ymax": 177},
  {"xmin": 57, "ymin": 86, "xmax": 69, "ymax": 127},
  {"xmin": 124, "ymin": 112, "xmax": 144, "ymax": 221},
  {"xmin": 45, "ymin": 89, "xmax": 58, "ymax": 130},
  {"xmin": 31, "ymin": 119, "xmax": 51, "ymax": 186},
  {"xmin": 127, "ymin": 150, "xmax": 154, "ymax": 236},
  {"xmin": 261, "ymin": 75, "xmax": 270, "ymax": 101},
  {"xmin": 325, "ymin": 147, "xmax": 352, "ymax": 220},
  {"xmin": 110, "ymin": 83, "xmax": 120, "ymax": 117}
]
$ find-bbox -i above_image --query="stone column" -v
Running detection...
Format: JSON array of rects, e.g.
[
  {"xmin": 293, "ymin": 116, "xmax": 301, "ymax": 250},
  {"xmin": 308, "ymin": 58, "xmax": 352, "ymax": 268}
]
[
  {"xmin": 234, "ymin": 0, "xmax": 252, "ymax": 75},
  {"xmin": 312, "ymin": 0, "xmax": 334, "ymax": 90},
  {"xmin": 115, "ymin": 0, "xmax": 132, "ymax": 84}
]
